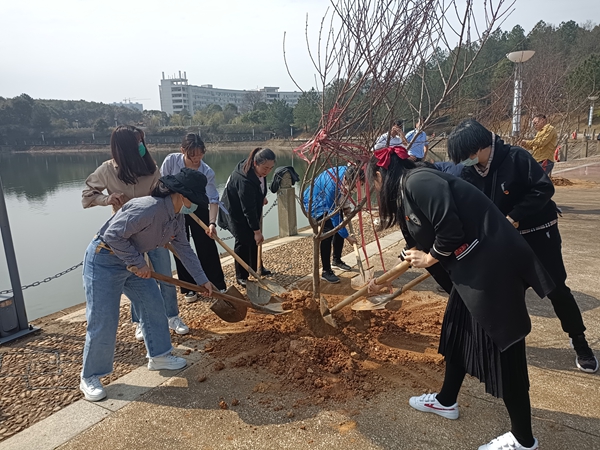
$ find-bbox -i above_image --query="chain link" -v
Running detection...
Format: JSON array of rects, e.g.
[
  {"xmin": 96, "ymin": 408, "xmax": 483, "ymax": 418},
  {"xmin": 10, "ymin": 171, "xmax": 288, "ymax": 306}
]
[
  {"xmin": 217, "ymin": 198, "xmax": 278, "ymax": 241},
  {"xmin": 262, "ymin": 197, "xmax": 278, "ymax": 218},
  {"xmin": 0, "ymin": 262, "xmax": 84, "ymax": 295},
  {"xmin": 0, "ymin": 199, "xmax": 282, "ymax": 293}
]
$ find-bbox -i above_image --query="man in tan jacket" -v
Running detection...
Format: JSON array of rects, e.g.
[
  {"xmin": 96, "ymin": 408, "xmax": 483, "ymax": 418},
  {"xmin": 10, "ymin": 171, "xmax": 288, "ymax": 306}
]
[{"xmin": 520, "ymin": 114, "xmax": 558, "ymax": 176}]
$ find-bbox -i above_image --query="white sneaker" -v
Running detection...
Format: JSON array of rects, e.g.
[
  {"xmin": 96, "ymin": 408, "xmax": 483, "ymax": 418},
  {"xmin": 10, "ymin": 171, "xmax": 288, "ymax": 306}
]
[
  {"xmin": 147, "ymin": 354, "xmax": 187, "ymax": 371},
  {"xmin": 478, "ymin": 432, "xmax": 538, "ymax": 450},
  {"xmin": 168, "ymin": 316, "xmax": 190, "ymax": 335},
  {"xmin": 135, "ymin": 323, "xmax": 144, "ymax": 341},
  {"xmin": 184, "ymin": 291, "xmax": 198, "ymax": 303},
  {"xmin": 80, "ymin": 376, "xmax": 107, "ymax": 402},
  {"xmin": 408, "ymin": 392, "xmax": 459, "ymax": 419}
]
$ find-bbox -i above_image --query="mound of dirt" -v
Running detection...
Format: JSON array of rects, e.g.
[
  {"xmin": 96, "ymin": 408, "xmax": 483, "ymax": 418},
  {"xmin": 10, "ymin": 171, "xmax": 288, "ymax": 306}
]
[
  {"xmin": 551, "ymin": 176, "xmax": 574, "ymax": 186},
  {"xmin": 206, "ymin": 289, "xmax": 447, "ymax": 404}
]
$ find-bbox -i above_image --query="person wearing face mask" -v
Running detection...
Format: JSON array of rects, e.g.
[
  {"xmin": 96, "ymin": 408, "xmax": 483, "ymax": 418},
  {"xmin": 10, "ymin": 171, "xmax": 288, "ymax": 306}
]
[
  {"xmin": 160, "ymin": 134, "xmax": 227, "ymax": 303},
  {"xmin": 81, "ymin": 126, "xmax": 185, "ymax": 341},
  {"xmin": 218, "ymin": 147, "xmax": 276, "ymax": 286},
  {"xmin": 448, "ymin": 119, "xmax": 598, "ymax": 374},
  {"xmin": 80, "ymin": 168, "xmax": 213, "ymax": 402}
]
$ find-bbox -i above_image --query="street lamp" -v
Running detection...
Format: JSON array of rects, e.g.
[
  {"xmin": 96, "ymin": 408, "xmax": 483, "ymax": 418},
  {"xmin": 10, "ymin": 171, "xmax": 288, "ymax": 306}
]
[
  {"xmin": 588, "ymin": 95, "xmax": 599, "ymax": 128},
  {"xmin": 507, "ymin": 50, "xmax": 535, "ymax": 137}
]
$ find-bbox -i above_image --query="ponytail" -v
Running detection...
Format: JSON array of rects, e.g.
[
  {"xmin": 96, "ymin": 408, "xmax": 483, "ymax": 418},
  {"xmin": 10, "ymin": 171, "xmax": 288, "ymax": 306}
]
[{"xmin": 242, "ymin": 147, "xmax": 276, "ymax": 174}]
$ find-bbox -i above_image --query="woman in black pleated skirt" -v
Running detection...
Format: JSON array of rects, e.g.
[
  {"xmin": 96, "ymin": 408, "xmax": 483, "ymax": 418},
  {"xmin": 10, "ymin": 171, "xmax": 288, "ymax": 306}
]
[{"xmin": 368, "ymin": 146, "xmax": 554, "ymax": 450}]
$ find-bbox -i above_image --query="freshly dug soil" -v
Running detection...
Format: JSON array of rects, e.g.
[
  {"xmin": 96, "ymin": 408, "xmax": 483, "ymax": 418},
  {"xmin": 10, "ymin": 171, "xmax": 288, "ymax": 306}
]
[{"xmin": 195, "ymin": 287, "xmax": 447, "ymax": 406}]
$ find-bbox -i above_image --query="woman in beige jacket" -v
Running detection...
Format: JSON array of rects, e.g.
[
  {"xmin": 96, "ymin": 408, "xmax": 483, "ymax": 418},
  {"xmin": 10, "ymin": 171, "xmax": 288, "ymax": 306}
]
[{"xmin": 82, "ymin": 126, "xmax": 190, "ymax": 339}]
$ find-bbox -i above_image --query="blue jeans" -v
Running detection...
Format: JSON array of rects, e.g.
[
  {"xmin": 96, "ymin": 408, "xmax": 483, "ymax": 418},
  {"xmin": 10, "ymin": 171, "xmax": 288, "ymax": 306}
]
[
  {"xmin": 81, "ymin": 238, "xmax": 173, "ymax": 379},
  {"xmin": 131, "ymin": 247, "xmax": 179, "ymax": 322}
]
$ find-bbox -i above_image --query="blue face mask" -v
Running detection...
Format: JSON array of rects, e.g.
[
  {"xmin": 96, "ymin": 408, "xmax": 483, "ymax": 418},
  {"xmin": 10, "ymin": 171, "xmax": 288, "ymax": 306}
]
[
  {"xmin": 461, "ymin": 156, "xmax": 479, "ymax": 167},
  {"xmin": 138, "ymin": 143, "xmax": 146, "ymax": 157},
  {"xmin": 179, "ymin": 202, "xmax": 198, "ymax": 215}
]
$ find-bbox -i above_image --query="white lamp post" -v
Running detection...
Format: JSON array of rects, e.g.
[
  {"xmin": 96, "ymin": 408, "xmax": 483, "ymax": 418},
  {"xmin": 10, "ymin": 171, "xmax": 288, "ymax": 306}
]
[
  {"xmin": 588, "ymin": 95, "xmax": 599, "ymax": 128},
  {"xmin": 507, "ymin": 50, "xmax": 535, "ymax": 137}
]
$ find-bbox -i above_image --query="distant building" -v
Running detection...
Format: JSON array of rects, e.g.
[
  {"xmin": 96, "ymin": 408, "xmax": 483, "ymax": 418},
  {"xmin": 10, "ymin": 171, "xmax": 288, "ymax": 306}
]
[
  {"xmin": 110, "ymin": 102, "xmax": 144, "ymax": 112},
  {"xmin": 159, "ymin": 71, "xmax": 304, "ymax": 115}
]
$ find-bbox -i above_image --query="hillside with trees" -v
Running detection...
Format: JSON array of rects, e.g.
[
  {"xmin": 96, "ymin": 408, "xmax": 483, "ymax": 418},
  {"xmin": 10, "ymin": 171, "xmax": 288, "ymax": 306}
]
[{"xmin": 1, "ymin": 19, "xmax": 598, "ymax": 147}]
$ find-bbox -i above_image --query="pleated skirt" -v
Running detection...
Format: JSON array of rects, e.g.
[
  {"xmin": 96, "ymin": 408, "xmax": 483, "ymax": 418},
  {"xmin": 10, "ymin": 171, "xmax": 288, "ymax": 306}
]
[{"xmin": 439, "ymin": 290, "xmax": 530, "ymax": 399}]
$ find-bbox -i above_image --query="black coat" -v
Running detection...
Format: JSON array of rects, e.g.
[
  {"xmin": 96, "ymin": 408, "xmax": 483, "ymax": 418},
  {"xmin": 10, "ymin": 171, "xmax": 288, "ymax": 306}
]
[
  {"xmin": 460, "ymin": 136, "xmax": 557, "ymax": 231},
  {"xmin": 401, "ymin": 168, "xmax": 554, "ymax": 351},
  {"xmin": 218, "ymin": 159, "xmax": 267, "ymax": 244}
]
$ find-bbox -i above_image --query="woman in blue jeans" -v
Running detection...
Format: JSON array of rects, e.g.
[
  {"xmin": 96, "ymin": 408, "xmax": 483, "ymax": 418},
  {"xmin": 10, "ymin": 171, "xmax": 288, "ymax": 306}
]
[
  {"xmin": 80, "ymin": 168, "xmax": 213, "ymax": 402},
  {"xmin": 82, "ymin": 125, "xmax": 189, "ymax": 339}
]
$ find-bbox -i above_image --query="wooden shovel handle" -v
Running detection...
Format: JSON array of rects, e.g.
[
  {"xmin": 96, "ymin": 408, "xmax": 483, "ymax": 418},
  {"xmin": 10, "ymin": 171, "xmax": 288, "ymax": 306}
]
[
  {"xmin": 330, "ymin": 260, "xmax": 411, "ymax": 313},
  {"xmin": 149, "ymin": 271, "xmax": 253, "ymax": 308},
  {"xmin": 188, "ymin": 212, "xmax": 262, "ymax": 280}
]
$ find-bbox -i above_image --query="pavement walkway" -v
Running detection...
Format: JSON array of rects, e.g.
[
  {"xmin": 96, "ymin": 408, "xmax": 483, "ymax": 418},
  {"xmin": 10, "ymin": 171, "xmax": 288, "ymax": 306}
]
[{"xmin": 1, "ymin": 163, "xmax": 600, "ymax": 450}]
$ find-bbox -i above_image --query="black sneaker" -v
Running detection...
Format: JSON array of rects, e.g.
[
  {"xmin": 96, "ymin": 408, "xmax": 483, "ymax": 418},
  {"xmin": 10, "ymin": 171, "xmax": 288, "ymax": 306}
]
[
  {"xmin": 570, "ymin": 335, "xmax": 599, "ymax": 373},
  {"xmin": 260, "ymin": 267, "xmax": 273, "ymax": 276},
  {"xmin": 332, "ymin": 259, "xmax": 352, "ymax": 271},
  {"xmin": 236, "ymin": 278, "xmax": 247, "ymax": 287},
  {"xmin": 321, "ymin": 270, "xmax": 340, "ymax": 284}
]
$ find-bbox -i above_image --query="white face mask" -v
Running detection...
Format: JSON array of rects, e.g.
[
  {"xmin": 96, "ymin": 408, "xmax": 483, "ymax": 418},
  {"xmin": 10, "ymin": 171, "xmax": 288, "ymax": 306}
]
[{"xmin": 461, "ymin": 156, "xmax": 479, "ymax": 167}]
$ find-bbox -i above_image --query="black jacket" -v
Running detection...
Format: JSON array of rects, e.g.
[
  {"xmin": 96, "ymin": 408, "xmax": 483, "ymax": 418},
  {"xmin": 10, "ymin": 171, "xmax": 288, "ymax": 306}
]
[
  {"xmin": 218, "ymin": 159, "xmax": 267, "ymax": 244},
  {"xmin": 401, "ymin": 168, "xmax": 554, "ymax": 351},
  {"xmin": 461, "ymin": 136, "xmax": 557, "ymax": 231},
  {"xmin": 270, "ymin": 166, "xmax": 300, "ymax": 193}
]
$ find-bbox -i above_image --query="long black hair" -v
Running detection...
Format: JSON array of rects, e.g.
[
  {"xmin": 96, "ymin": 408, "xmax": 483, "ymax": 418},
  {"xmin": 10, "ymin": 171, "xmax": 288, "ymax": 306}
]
[
  {"xmin": 367, "ymin": 154, "xmax": 416, "ymax": 229},
  {"xmin": 110, "ymin": 125, "xmax": 156, "ymax": 184},
  {"xmin": 242, "ymin": 147, "xmax": 276, "ymax": 174}
]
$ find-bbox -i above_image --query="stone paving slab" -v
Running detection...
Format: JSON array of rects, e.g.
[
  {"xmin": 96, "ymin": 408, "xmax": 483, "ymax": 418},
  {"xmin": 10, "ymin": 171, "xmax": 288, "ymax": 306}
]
[{"xmin": 0, "ymin": 400, "xmax": 110, "ymax": 450}]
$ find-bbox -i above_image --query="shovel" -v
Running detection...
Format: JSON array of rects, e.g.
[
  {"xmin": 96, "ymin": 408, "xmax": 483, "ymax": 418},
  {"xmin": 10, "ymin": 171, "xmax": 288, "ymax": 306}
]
[
  {"xmin": 347, "ymin": 221, "xmax": 368, "ymax": 286},
  {"xmin": 351, "ymin": 272, "xmax": 431, "ymax": 311},
  {"xmin": 149, "ymin": 270, "xmax": 290, "ymax": 317},
  {"xmin": 188, "ymin": 213, "xmax": 287, "ymax": 303},
  {"xmin": 321, "ymin": 260, "xmax": 412, "ymax": 327}
]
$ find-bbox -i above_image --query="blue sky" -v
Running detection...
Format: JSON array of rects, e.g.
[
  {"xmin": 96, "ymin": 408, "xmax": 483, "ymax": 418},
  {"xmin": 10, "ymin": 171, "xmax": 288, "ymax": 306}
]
[{"xmin": 0, "ymin": 0, "xmax": 597, "ymax": 110}]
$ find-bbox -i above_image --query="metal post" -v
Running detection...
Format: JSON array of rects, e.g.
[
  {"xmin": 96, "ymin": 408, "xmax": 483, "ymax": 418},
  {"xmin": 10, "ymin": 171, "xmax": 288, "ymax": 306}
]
[
  {"xmin": 511, "ymin": 62, "xmax": 523, "ymax": 137},
  {"xmin": 0, "ymin": 174, "xmax": 39, "ymax": 344}
]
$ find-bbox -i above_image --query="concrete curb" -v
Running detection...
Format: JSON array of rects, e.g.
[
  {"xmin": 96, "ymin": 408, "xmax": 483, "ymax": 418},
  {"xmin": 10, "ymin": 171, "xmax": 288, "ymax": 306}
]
[{"xmin": 0, "ymin": 231, "xmax": 404, "ymax": 450}]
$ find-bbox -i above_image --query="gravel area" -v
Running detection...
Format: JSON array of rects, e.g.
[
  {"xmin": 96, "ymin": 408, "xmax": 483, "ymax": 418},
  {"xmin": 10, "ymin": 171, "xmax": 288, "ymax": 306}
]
[{"xmin": 0, "ymin": 218, "xmax": 399, "ymax": 442}]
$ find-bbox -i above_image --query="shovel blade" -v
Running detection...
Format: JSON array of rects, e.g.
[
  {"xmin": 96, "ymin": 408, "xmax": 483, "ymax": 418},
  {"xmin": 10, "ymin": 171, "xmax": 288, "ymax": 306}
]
[
  {"xmin": 247, "ymin": 281, "xmax": 280, "ymax": 305},
  {"xmin": 351, "ymin": 297, "xmax": 389, "ymax": 311},
  {"xmin": 319, "ymin": 296, "xmax": 338, "ymax": 328},
  {"xmin": 209, "ymin": 286, "xmax": 248, "ymax": 322},
  {"xmin": 350, "ymin": 267, "xmax": 375, "ymax": 290}
]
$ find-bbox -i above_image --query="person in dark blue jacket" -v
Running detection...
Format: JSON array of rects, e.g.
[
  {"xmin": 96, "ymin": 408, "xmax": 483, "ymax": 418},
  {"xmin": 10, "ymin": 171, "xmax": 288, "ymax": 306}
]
[{"xmin": 303, "ymin": 165, "xmax": 360, "ymax": 283}]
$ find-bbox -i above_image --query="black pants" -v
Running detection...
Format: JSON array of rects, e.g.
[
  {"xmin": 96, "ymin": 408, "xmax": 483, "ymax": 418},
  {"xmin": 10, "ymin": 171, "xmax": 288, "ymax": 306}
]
[
  {"xmin": 174, "ymin": 208, "xmax": 227, "ymax": 293},
  {"xmin": 318, "ymin": 217, "xmax": 344, "ymax": 272},
  {"xmin": 437, "ymin": 359, "xmax": 535, "ymax": 448},
  {"xmin": 523, "ymin": 225, "xmax": 586, "ymax": 336},
  {"xmin": 234, "ymin": 238, "xmax": 258, "ymax": 281}
]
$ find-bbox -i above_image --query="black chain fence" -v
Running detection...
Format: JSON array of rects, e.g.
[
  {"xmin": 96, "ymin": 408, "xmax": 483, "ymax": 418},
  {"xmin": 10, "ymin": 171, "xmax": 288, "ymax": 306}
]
[{"xmin": 0, "ymin": 199, "xmax": 280, "ymax": 293}]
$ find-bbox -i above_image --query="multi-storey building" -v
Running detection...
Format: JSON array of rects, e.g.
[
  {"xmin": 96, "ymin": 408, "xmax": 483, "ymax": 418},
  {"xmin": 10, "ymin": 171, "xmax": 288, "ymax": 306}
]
[{"xmin": 159, "ymin": 71, "xmax": 304, "ymax": 115}]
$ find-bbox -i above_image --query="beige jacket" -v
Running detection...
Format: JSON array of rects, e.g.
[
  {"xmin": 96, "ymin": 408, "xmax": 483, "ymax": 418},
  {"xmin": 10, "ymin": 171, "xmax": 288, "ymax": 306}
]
[{"xmin": 82, "ymin": 160, "xmax": 160, "ymax": 212}]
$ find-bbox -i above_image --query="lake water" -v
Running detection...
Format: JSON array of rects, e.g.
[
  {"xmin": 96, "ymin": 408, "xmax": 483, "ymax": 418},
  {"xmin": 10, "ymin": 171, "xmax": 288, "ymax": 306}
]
[{"xmin": 0, "ymin": 148, "xmax": 307, "ymax": 320}]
